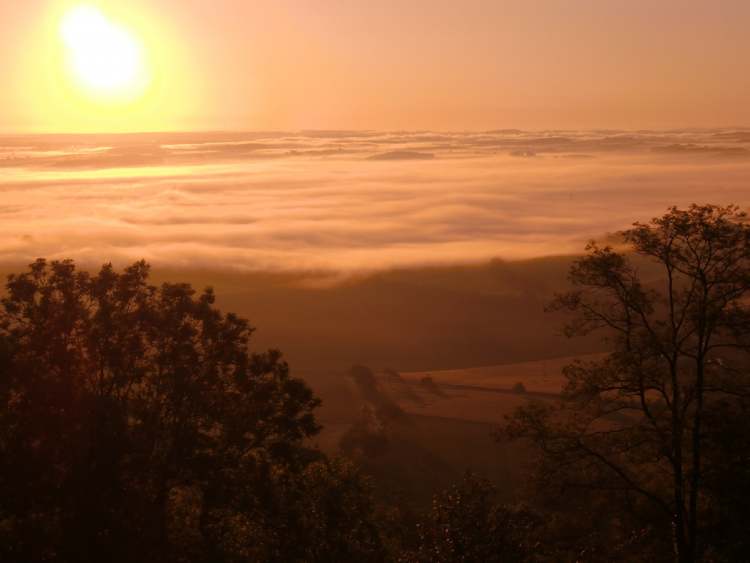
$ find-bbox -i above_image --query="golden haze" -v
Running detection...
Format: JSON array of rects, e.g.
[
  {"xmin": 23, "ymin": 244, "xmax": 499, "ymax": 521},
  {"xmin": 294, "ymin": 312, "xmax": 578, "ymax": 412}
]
[
  {"xmin": 2, "ymin": 0, "xmax": 750, "ymax": 133},
  {"xmin": 12, "ymin": 1, "xmax": 200, "ymax": 133}
]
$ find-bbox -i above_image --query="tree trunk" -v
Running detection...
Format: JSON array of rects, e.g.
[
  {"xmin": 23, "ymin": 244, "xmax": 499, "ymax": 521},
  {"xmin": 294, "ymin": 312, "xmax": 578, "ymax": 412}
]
[{"xmin": 687, "ymin": 356, "xmax": 706, "ymax": 562}]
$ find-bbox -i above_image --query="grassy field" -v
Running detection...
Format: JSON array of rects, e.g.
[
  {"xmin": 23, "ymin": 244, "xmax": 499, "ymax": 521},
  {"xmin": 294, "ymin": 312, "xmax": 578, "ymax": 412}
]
[
  {"xmin": 400, "ymin": 354, "xmax": 599, "ymax": 394},
  {"xmin": 303, "ymin": 354, "xmax": 600, "ymax": 507}
]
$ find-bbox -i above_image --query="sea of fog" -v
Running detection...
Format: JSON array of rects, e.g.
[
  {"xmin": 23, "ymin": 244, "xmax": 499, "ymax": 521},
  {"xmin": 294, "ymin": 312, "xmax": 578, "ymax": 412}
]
[{"xmin": 1, "ymin": 129, "xmax": 749, "ymax": 271}]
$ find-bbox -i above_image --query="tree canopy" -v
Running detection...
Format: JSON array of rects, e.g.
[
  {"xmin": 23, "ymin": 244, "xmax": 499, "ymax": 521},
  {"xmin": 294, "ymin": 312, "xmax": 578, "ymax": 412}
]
[
  {"xmin": 0, "ymin": 259, "xmax": 383, "ymax": 563},
  {"xmin": 504, "ymin": 204, "xmax": 750, "ymax": 562}
]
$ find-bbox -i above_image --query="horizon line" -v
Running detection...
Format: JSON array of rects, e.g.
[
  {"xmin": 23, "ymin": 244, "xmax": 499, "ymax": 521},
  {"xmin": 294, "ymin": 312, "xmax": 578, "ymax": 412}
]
[{"xmin": 2, "ymin": 125, "xmax": 750, "ymax": 137}]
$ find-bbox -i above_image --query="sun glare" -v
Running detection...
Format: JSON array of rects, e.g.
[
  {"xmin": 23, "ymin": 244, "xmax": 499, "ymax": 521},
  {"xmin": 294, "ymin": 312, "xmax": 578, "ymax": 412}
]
[{"xmin": 60, "ymin": 5, "xmax": 148, "ymax": 99}]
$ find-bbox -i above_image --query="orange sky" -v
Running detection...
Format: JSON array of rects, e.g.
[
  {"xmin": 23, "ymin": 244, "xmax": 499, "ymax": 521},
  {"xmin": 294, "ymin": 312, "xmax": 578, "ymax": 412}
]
[{"xmin": 2, "ymin": 0, "xmax": 750, "ymax": 133}]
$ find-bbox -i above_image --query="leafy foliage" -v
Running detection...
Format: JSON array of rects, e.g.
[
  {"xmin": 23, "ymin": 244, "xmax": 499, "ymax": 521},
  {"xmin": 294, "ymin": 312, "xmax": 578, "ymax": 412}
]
[
  {"xmin": 399, "ymin": 473, "xmax": 540, "ymax": 563},
  {"xmin": 0, "ymin": 259, "xmax": 382, "ymax": 563},
  {"xmin": 504, "ymin": 205, "xmax": 750, "ymax": 562}
]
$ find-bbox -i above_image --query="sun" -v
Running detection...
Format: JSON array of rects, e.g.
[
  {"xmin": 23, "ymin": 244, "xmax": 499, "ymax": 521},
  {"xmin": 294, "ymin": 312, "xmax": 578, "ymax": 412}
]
[{"xmin": 60, "ymin": 5, "xmax": 148, "ymax": 99}]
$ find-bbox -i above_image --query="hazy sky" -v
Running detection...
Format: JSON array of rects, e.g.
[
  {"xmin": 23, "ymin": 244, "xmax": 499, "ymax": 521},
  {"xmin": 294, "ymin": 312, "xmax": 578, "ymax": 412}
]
[{"xmin": 2, "ymin": 0, "xmax": 750, "ymax": 132}]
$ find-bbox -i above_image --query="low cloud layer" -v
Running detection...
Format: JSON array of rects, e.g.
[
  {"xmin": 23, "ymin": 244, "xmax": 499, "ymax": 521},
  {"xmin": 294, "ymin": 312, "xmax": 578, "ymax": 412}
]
[{"xmin": 1, "ymin": 129, "xmax": 749, "ymax": 271}]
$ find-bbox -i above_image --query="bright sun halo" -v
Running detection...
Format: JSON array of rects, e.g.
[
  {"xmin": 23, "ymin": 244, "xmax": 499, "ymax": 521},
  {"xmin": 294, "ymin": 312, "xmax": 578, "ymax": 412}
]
[{"xmin": 60, "ymin": 5, "xmax": 147, "ymax": 97}]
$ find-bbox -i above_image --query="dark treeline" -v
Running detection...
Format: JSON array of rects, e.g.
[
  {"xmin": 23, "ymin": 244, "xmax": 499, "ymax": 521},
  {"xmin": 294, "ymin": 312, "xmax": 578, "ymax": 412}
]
[{"xmin": 1, "ymin": 204, "xmax": 749, "ymax": 562}]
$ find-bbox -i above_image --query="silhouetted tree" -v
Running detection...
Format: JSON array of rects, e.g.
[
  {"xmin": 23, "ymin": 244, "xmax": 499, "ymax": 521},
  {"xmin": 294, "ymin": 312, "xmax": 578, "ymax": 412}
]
[
  {"xmin": 202, "ymin": 456, "xmax": 386, "ymax": 562},
  {"xmin": 399, "ymin": 473, "xmax": 540, "ymax": 563},
  {"xmin": 0, "ymin": 259, "xmax": 383, "ymax": 563},
  {"xmin": 699, "ymin": 397, "xmax": 750, "ymax": 562},
  {"xmin": 504, "ymin": 205, "xmax": 750, "ymax": 562}
]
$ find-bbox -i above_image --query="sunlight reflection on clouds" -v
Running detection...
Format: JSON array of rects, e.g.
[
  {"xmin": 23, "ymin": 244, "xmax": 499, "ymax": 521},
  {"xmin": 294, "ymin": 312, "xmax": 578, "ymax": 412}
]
[{"xmin": 1, "ymin": 129, "xmax": 749, "ymax": 270}]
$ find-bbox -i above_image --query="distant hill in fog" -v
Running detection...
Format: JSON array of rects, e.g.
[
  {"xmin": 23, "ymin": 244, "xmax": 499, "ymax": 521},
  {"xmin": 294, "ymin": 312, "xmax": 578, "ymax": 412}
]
[{"xmin": 144, "ymin": 256, "xmax": 605, "ymax": 372}]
